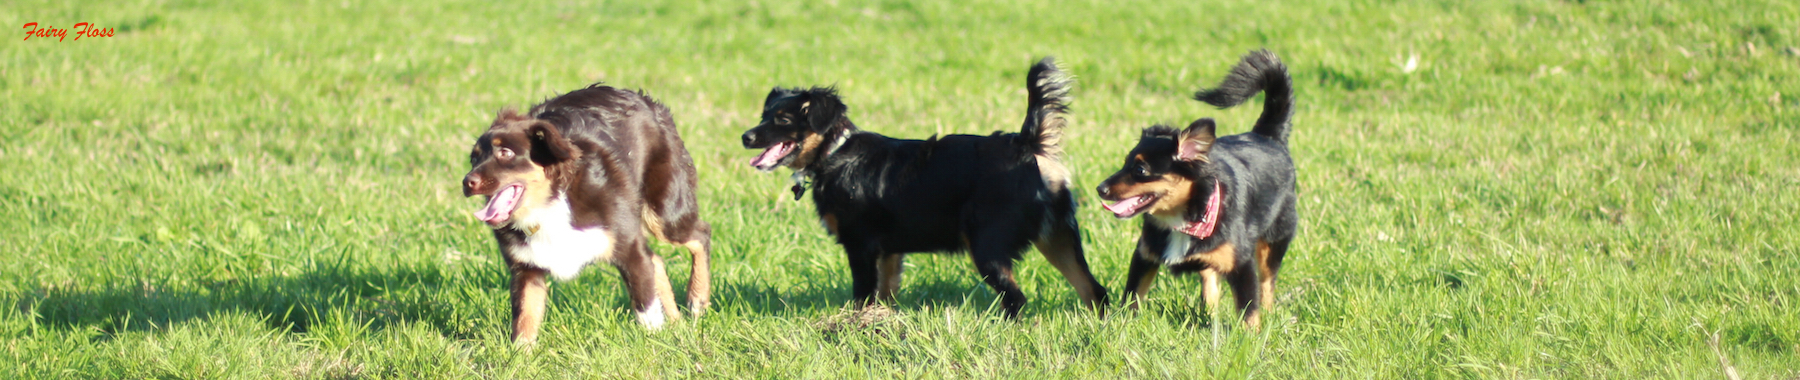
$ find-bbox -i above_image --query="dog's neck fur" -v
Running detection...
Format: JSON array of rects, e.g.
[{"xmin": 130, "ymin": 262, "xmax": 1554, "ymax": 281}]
[
  {"xmin": 787, "ymin": 117, "xmax": 859, "ymax": 200},
  {"xmin": 810, "ymin": 117, "xmax": 858, "ymax": 169},
  {"xmin": 795, "ymin": 117, "xmax": 858, "ymax": 180},
  {"xmin": 1177, "ymin": 161, "xmax": 1224, "ymax": 224}
]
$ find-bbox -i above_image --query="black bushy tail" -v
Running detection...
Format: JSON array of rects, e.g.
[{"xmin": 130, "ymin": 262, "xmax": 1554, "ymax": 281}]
[
  {"xmin": 1194, "ymin": 49, "xmax": 1293, "ymax": 143},
  {"xmin": 1019, "ymin": 56, "xmax": 1074, "ymax": 157}
]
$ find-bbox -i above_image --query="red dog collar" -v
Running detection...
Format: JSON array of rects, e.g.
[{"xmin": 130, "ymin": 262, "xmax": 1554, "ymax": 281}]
[{"xmin": 1178, "ymin": 181, "xmax": 1222, "ymax": 239}]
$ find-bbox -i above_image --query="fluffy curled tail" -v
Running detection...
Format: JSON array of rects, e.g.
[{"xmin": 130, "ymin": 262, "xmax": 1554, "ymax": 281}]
[
  {"xmin": 1019, "ymin": 56, "xmax": 1074, "ymax": 157},
  {"xmin": 1194, "ymin": 49, "xmax": 1293, "ymax": 143}
]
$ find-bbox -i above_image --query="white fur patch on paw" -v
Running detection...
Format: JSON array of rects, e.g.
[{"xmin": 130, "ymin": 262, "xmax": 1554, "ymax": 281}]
[{"xmin": 637, "ymin": 299, "xmax": 666, "ymax": 329}]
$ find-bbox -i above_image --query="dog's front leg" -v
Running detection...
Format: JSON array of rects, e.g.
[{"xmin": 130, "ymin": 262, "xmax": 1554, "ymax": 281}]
[
  {"xmin": 1199, "ymin": 268, "xmax": 1223, "ymax": 310},
  {"xmin": 1121, "ymin": 253, "xmax": 1160, "ymax": 310},
  {"xmin": 1227, "ymin": 247, "xmax": 1264, "ymax": 330},
  {"xmin": 843, "ymin": 242, "xmax": 882, "ymax": 308},
  {"xmin": 510, "ymin": 267, "xmax": 550, "ymax": 345}
]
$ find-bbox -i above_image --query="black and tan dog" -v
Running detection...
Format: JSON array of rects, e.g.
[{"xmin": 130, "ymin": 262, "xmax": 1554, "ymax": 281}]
[
  {"xmin": 740, "ymin": 58, "xmax": 1107, "ymax": 317},
  {"xmin": 462, "ymin": 85, "xmax": 711, "ymax": 344},
  {"xmin": 1095, "ymin": 50, "xmax": 1297, "ymax": 329}
]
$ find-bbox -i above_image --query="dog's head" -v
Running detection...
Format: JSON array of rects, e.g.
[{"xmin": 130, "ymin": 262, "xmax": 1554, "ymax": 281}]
[
  {"xmin": 1095, "ymin": 118, "xmax": 1220, "ymax": 219},
  {"xmin": 741, "ymin": 87, "xmax": 846, "ymax": 172},
  {"xmin": 462, "ymin": 109, "xmax": 580, "ymax": 228}
]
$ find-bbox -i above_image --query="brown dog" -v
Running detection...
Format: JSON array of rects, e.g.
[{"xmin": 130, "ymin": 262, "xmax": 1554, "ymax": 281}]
[{"xmin": 462, "ymin": 84, "xmax": 711, "ymax": 344}]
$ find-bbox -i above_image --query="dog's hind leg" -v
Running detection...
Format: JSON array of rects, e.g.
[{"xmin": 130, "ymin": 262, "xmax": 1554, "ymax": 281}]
[
  {"xmin": 969, "ymin": 229, "xmax": 1030, "ymax": 318},
  {"xmin": 874, "ymin": 254, "xmax": 905, "ymax": 304},
  {"xmin": 844, "ymin": 240, "xmax": 883, "ymax": 308},
  {"xmin": 1260, "ymin": 201, "xmax": 1303, "ymax": 325},
  {"xmin": 680, "ymin": 237, "xmax": 712, "ymax": 317},
  {"xmin": 1034, "ymin": 221, "xmax": 1108, "ymax": 314},
  {"xmin": 662, "ymin": 217, "xmax": 711, "ymax": 318},
  {"xmin": 971, "ymin": 255, "xmax": 1027, "ymax": 318},
  {"xmin": 1251, "ymin": 205, "xmax": 1298, "ymax": 329},
  {"xmin": 1255, "ymin": 238, "xmax": 1292, "ymax": 325},
  {"xmin": 509, "ymin": 267, "xmax": 550, "ymax": 345}
]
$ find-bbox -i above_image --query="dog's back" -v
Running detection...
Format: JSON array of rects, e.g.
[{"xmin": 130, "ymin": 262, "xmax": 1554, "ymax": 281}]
[
  {"xmin": 1199, "ymin": 51, "xmax": 1298, "ymax": 245},
  {"xmin": 811, "ymin": 132, "xmax": 1047, "ymax": 252},
  {"xmin": 531, "ymin": 86, "xmax": 699, "ymax": 188}
]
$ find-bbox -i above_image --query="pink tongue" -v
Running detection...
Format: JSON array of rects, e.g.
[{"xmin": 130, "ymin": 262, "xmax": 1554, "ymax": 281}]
[
  {"xmin": 1103, "ymin": 196, "xmax": 1145, "ymax": 217},
  {"xmin": 474, "ymin": 186, "xmax": 520, "ymax": 224},
  {"xmin": 750, "ymin": 142, "xmax": 795, "ymax": 169}
]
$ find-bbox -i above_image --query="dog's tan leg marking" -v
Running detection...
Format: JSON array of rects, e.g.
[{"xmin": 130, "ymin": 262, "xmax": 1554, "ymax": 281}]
[
  {"xmin": 510, "ymin": 268, "xmax": 550, "ymax": 345},
  {"xmin": 650, "ymin": 254, "xmax": 682, "ymax": 321},
  {"xmin": 1185, "ymin": 243, "xmax": 1240, "ymax": 327},
  {"xmin": 1127, "ymin": 269, "xmax": 1157, "ymax": 310},
  {"xmin": 821, "ymin": 213, "xmax": 839, "ymax": 236},
  {"xmin": 1248, "ymin": 240, "xmax": 1274, "ymax": 331},
  {"xmin": 1034, "ymin": 235, "xmax": 1104, "ymax": 311},
  {"xmin": 874, "ymin": 254, "xmax": 904, "ymax": 304},
  {"xmin": 682, "ymin": 240, "xmax": 711, "ymax": 316},
  {"xmin": 641, "ymin": 208, "xmax": 669, "ymax": 242},
  {"xmin": 1199, "ymin": 268, "xmax": 1223, "ymax": 310}
]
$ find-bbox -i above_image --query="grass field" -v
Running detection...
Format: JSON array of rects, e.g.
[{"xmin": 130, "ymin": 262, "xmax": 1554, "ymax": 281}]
[{"xmin": 3, "ymin": 0, "xmax": 1798, "ymax": 378}]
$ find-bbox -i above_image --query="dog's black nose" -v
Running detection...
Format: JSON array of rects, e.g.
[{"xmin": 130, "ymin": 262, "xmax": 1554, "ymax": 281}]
[
  {"xmin": 1095, "ymin": 184, "xmax": 1111, "ymax": 198},
  {"xmin": 741, "ymin": 132, "xmax": 756, "ymax": 148}
]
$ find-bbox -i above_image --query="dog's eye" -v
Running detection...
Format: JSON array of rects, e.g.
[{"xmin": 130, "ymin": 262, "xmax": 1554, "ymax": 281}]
[
  {"xmin": 496, "ymin": 147, "xmax": 515, "ymax": 160},
  {"xmin": 1137, "ymin": 165, "xmax": 1151, "ymax": 176},
  {"xmin": 775, "ymin": 117, "xmax": 790, "ymax": 125}
]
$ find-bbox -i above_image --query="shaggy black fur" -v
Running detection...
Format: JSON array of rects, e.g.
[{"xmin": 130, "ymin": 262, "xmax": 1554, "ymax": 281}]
[{"xmin": 741, "ymin": 58, "xmax": 1108, "ymax": 317}]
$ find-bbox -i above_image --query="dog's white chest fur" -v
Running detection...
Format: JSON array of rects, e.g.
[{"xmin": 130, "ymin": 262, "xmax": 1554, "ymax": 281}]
[
  {"xmin": 508, "ymin": 197, "xmax": 613, "ymax": 281},
  {"xmin": 1152, "ymin": 215, "xmax": 1191, "ymax": 264}
]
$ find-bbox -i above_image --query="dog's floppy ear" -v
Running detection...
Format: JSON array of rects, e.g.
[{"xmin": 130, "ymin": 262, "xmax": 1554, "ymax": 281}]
[
  {"xmin": 1177, "ymin": 118, "xmax": 1217, "ymax": 162},
  {"xmin": 804, "ymin": 90, "xmax": 846, "ymax": 134},
  {"xmin": 526, "ymin": 121, "xmax": 578, "ymax": 164}
]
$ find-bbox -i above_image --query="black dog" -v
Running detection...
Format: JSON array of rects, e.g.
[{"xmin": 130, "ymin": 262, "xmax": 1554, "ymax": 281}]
[
  {"xmin": 741, "ymin": 58, "xmax": 1107, "ymax": 317},
  {"xmin": 1095, "ymin": 50, "xmax": 1296, "ymax": 329},
  {"xmin": 462, "ymin": 85, "xmax": 712, "ymax": 343}
]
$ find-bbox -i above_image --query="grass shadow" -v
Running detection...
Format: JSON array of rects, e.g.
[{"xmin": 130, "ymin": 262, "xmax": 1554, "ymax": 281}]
[
  {"xmin": 16, "ymin": 263, "xmax": 487, "ymax": 340},
  {"xmin": 706, "ymin": 267, "xmax": 1003, "ymax": 318}
]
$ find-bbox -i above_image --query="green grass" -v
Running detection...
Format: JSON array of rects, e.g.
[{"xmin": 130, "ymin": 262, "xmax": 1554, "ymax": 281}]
[{"xmin": 3, "ymin": 0, "xmax": 1797, "ymax": 378}]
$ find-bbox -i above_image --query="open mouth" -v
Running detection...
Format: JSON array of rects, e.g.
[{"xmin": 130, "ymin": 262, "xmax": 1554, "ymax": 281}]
[
  {"xmin": 1102, "ymin": 193, "xmax": 1158, "ymax": 218},
  {"xmin": 750, "ymin": 141, "xmax": 797, "ymax": 171},
  {"xmin": 473, "ymin": 184, "xmax": 524, "ymax": 227}
]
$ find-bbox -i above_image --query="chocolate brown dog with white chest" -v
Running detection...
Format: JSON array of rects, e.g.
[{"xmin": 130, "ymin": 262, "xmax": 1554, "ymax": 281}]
[
  {"xmin": 1096, "ymin": 50, "xmax": 1298, "ymax": 330},
  {"xmin": 462, "ymin": 84, "xmax": 712, "ymax": 344}
]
